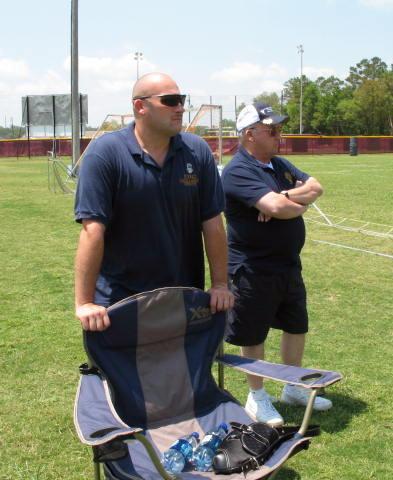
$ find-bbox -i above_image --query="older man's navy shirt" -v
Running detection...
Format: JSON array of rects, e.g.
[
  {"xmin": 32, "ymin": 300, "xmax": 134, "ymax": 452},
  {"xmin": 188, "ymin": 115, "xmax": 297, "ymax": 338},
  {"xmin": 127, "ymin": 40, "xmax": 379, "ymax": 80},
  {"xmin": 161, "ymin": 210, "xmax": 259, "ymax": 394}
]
[
  {"xmin": 222, "ymin": 146, "xmax": 309, "ymax": 274},
  {"xmin": 75, "ymin": 124, "xmax": 224, "ymax": 306}
]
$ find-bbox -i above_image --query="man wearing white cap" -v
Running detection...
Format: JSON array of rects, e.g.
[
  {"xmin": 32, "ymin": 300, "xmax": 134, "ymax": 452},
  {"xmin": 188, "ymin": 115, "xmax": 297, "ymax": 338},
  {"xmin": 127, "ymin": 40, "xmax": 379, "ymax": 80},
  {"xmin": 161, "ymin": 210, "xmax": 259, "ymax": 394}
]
[{"xmin": 222, "ymin": 103, "xmax": 332, "ymax": 426}]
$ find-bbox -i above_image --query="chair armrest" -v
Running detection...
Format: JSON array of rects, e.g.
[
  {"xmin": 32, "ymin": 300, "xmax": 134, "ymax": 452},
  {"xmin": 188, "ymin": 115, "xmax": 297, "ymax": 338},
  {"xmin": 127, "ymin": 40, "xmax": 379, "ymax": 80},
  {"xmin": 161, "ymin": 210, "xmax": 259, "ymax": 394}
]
[
  {"xmin": 74, "ymin": 372, "xmax": 142, "ymax": 446},
  {"xmin": 216, "ymin": 353, "xmax": 342, "ymax": 389}
]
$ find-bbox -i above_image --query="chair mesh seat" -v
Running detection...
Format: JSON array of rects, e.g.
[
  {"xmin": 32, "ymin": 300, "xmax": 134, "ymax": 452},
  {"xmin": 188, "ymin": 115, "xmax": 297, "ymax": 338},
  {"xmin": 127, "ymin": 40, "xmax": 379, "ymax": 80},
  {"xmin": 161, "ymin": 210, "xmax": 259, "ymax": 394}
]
[{"xmin": 74, "ymin": 287, "xmax": 342, "ymax": 480}]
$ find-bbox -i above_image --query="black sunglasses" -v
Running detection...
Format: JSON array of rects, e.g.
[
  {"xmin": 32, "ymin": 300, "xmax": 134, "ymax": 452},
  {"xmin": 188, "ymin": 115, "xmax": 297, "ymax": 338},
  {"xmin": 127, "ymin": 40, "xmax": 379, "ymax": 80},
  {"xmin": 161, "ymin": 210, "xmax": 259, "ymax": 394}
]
[
  {"xmin": 249, "ymin": 123, "xmax": 282, "ymax": 137},
  {"xmin": 133, "ymin": 94, "xmax": 187, "ymax": 107}
]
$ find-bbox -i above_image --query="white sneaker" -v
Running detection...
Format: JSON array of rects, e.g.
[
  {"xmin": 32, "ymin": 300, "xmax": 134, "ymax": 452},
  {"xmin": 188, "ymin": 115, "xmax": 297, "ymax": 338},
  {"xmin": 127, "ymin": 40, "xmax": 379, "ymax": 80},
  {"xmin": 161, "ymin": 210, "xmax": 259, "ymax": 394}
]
[
  {"xmin": 245, "ymin": 389, "xmax": 284, "ymax": 427},
  {"xmin": 281, "ymin": 384, "xmax": 332, "ymax": 411}
]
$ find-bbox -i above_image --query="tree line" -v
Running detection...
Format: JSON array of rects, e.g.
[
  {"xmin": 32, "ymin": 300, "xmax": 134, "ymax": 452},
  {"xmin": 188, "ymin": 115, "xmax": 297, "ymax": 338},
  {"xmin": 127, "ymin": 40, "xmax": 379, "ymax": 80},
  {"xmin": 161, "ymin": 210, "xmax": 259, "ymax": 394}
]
[
  {"xmin": 0, "ymin": 126, "xmax": 22, "ymax": 139},
  {"xmin": 2, "ymin": 57, "xmax": 392, "ymax": 138},
  {"xmin": 236, "ymin": 57, "xmax": 393, "ymax": 136}
]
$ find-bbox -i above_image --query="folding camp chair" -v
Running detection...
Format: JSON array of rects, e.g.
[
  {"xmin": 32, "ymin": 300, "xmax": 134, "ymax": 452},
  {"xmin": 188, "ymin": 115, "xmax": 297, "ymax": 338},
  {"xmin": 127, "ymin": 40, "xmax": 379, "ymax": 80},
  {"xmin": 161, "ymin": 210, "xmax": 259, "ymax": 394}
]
[{"xmin": 74, "ymin": 287, "xmax": 342, "ymax": 479}]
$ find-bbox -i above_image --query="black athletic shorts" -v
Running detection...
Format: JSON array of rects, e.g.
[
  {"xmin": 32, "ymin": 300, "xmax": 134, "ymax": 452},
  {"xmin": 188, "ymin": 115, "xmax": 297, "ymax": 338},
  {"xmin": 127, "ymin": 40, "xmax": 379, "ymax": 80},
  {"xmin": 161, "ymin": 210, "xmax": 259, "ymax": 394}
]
[{"xmin": 226, "ymin": 267, "xmax": 308, "ymax": 346}]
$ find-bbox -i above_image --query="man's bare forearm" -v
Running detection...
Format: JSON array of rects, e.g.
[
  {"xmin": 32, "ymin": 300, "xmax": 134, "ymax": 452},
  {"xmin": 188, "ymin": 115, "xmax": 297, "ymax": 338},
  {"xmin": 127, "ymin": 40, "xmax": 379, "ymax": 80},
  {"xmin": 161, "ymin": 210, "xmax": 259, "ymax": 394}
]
[
  {"xmin": 202, "ymin": 215, "xmax": 228, "ymax": 287},
  {"xmin": 255, "ymin": 192, "xmax": 309, "ymax": 219},
  {"xmin": 74, "ymin": 220, "xmax": 111, "ymax": 331},
  {"xmin": 75, "ymin": 221, "xmax": 105, "ymax": 308},
  {"xmin": 283, "ymin": 177, "xmax": 323, "ymax": 205},
  {"xmin": 202, "ymin": 215, "xmax": 234, "ymax": 313}
]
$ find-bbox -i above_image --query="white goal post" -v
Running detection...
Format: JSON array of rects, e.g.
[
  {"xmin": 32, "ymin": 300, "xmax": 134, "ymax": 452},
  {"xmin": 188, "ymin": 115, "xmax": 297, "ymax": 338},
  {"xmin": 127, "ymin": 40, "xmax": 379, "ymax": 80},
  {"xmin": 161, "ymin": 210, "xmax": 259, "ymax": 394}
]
[{"xmin": 185, "ymin": 104, "xmax": 223, "ymax": 165}]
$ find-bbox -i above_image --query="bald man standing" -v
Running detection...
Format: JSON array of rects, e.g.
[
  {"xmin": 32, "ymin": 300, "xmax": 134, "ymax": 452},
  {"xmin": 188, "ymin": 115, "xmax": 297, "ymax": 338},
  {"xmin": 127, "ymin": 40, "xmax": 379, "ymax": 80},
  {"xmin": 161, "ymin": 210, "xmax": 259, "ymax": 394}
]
[{"xmin": 74, "ymin": 73, "xmax": 234, "ymax": 331}]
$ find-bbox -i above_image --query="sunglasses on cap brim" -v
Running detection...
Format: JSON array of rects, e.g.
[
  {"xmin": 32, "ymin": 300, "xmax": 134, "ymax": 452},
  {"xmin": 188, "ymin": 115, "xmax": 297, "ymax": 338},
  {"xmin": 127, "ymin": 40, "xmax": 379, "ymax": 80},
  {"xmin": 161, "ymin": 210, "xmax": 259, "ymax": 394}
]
[{"xmin": 133, "ymin": 94, "xmax": 187, "ymax": 107}]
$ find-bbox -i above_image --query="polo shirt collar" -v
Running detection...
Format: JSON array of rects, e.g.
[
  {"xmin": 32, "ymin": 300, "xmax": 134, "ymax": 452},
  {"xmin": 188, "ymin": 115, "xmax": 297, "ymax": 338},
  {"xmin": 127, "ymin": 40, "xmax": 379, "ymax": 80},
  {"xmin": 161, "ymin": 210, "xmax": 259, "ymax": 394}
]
[
  {"xmin": 125, "ymin": 121, "xmax": 183, "ymax": 166},
  {"xmin": 123, "ymin": 122, "xmax": 143, "ymax": 156},
  {"xmin": 238, "ymin": 145, "xmax": 275, "ymax": 170}
]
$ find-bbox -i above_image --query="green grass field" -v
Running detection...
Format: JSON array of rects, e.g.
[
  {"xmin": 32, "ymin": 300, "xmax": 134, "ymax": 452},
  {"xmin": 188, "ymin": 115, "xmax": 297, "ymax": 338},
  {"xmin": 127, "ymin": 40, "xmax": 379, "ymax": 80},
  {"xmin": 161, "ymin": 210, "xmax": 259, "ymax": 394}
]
[{"xmin": 0, "ymin": 154, "xmax": 392, "ymax": 479}]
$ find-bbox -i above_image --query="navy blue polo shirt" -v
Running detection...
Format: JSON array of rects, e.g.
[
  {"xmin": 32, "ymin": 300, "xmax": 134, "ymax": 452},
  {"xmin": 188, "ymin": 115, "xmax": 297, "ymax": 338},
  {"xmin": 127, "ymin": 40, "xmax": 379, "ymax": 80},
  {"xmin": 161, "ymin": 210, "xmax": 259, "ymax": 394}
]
[
  {"xmin": 221, "ymin": 146, "xmax": 309, "ymax": 274},
  {"xmin": 75, "ymin": 123, "xmax": 224, "ymax": 306}
]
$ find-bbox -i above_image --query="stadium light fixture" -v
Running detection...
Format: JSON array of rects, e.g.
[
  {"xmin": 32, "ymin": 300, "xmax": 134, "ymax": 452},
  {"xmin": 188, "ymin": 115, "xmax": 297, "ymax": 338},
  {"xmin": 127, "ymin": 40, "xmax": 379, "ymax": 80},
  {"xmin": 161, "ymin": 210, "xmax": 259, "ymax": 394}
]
[{"xmin": 134, "ymin": 52, "xmax": 143, "ymax": 80}]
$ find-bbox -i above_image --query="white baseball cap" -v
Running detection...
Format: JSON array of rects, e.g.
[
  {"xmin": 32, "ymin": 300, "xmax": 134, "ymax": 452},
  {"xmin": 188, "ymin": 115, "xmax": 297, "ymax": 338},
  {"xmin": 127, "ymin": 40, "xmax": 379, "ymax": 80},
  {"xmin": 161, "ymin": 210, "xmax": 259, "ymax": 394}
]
[{"xmin": 236, "ymin": 102, "xmax": 288, "ymax": 132}]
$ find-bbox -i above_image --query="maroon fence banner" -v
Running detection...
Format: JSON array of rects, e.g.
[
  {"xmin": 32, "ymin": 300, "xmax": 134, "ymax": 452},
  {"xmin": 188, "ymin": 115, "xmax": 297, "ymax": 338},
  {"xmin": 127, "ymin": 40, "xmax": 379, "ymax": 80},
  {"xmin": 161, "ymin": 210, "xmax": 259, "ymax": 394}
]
[
  {"xmin": 1, "ymin": 135, "xmax": 393, "ymax": 158},
  {"xmin": 279, "ymin": 135, "xmax": 393, "ymax": 155},
  {"xmin": 203, "ymin": 135, "xmax": 393, "ymax": 156},
  {"xmin": 0, "ymin": 138, "xmax": 90, "ymax": 158}
]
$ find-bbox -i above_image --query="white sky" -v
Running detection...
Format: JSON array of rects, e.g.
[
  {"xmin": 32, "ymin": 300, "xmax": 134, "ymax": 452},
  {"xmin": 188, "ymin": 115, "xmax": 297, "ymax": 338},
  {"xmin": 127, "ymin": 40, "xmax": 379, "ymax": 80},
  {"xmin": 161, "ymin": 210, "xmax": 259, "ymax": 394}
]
[{"xmin": 1, "ymin": 0, "xmax": 393, "ymax": 126}]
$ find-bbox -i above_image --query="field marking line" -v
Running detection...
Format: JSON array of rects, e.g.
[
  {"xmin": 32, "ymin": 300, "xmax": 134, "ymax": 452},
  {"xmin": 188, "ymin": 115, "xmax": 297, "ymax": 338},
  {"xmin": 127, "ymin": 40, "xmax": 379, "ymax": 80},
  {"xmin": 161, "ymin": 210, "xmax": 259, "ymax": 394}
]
[
  {"xmin": 311, "ymin": 239, "xmax": 393, "ymax": 259},
  {"xmin": 311, "ymin": 203, "xmax": 333, "ymax": 225}
]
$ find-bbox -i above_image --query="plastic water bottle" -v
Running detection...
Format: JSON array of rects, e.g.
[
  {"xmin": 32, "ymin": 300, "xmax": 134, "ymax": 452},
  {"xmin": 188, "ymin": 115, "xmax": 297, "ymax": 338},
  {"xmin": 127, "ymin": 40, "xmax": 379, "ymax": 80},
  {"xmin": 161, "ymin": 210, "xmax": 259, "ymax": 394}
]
[
  {"xmin": 192, "ymin": 423, "xmax": 228, "ymax": 471},
  {"xmin": 160, "ymin": 432, "xmax": 199, "ymax": 474}
]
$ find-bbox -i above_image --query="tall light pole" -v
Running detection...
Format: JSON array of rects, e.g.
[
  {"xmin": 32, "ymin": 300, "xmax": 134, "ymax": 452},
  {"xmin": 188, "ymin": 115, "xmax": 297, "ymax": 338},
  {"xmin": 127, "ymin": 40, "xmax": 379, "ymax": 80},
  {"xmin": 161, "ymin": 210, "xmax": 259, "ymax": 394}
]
[
  {"xmin": 297, "ymin": 44, "xmax": 304, "ymax": 134},
  {"xmin": 134, "ymin": 52, "xmax": 143, "ymax": 80},
  {"xmin": 280, "ymin": 89, "xmax": 284, "ymax": 115},
  {"xmin": 71, "ymin": 0, "xmax": 80, "ymax": 167}
]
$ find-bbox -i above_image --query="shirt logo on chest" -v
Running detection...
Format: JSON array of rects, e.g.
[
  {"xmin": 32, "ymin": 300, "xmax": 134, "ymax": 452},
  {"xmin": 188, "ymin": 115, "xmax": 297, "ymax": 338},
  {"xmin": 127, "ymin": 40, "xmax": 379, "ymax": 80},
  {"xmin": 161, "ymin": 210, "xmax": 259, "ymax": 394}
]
[
  {"xmin": 284, "ymin": 171, "xmax": 294, "ymax": 184},
  {"xmin": 180, "ymin": 163, "xmax": 199, "ymax": 186}
]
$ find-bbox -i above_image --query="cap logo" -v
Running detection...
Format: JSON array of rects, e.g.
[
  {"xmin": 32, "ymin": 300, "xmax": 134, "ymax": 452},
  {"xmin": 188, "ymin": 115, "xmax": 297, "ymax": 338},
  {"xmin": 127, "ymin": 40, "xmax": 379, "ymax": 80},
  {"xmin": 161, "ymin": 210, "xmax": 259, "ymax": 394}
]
[{"xmin": 261, "ymin": 106, "xmax": 273, "ymax": 116}]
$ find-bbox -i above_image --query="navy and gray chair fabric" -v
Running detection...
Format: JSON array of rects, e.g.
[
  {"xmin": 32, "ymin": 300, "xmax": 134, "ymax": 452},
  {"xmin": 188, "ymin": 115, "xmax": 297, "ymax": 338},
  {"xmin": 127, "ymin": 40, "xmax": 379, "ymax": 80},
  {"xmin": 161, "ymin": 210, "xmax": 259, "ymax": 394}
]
[{"xmin": 74, "ymin": 287, "xmax": 342, "ymax": 479}]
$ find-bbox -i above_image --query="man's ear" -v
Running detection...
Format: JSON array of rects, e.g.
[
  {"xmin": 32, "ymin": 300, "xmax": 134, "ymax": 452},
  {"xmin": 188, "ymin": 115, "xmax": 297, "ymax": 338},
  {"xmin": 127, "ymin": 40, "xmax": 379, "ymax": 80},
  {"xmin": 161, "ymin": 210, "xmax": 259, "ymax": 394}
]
[
  {"xmin": 245, "ymin": 128, "xmax": 254, "ymax": 142},
  {"xmin": 133, "ymin": 99, "xmax": 146, "ymax": 116}
]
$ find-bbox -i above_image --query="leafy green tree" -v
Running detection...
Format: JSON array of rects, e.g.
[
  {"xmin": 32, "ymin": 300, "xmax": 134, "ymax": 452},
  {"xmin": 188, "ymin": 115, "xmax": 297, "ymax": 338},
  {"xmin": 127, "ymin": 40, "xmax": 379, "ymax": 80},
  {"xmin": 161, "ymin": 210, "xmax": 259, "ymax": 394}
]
[
  {"xmin": 312, "ymin": 76, "xmax": 352, "ymax": 134},
  {"xmin": 336, "ymin": 98, "xmax": 362, "ymax": 134},
  {"xmin": 381, "ymin": 71, "xmax": 393, "ymax": 134},
  {"xmin": 0, "ymin": 126, "xmax": 24, "ymax": 139},
  {"xmin": 253, "ymin": 92, "xmax": 281, "ymax": 111},
  {"xmin": 193, "ymin": 126, "xmax": 209, "ymax": 136},
  {"xmin": 100, "ymin": 120, "xmax": 124, "ymax": 131},
  {"xmin": 301, "ymin": 82, "xmax": 320, "ymax": 133},
  {"xmin": 222, "ymin": 118, "xmax": 236, "ymax": 129},
  {"xmin": 283, "ymin": 76, "xmax": 318, "ymax": 133},
  {"xmin": 234, "ymin": 57, "xmax": 393, "ymax": 135},
  {"xmin": 236, "ymin": 92, "xmax": 281, "ymax": 116},
  {"xmin": 353, "ymin": 79, "xmax": 391, "ymax": 134},
  {"xmin": 346, "ymin": 57, "xmax": 388, "ymax": 89}
]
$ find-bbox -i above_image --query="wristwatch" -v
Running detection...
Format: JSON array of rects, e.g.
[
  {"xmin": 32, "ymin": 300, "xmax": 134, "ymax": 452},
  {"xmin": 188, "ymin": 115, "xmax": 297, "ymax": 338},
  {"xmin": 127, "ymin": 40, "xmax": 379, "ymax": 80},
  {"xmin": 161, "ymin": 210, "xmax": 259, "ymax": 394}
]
[{"xmin": 281, "ymin": 190, "xmax": 290, "ymax": 199}]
